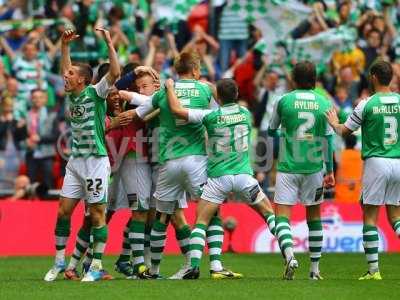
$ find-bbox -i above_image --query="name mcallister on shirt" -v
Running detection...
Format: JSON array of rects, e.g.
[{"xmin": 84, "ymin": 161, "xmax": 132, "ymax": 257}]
[
  {"xmin": 217, "ymin": 113, "xmax": 247, "ymax": 125},
  {"xmin": 294, "ymin": 100, "xmax": 320, "ymax": 110},
  {"xmin": 372, "ymin": 104, "xmax": 400, "ymax": 114}
]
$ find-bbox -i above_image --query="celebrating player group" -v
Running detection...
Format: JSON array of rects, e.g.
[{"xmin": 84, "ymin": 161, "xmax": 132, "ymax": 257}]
[{"xmin": 44, "ymin": 29, "xmax": 400, "ymax": 282}]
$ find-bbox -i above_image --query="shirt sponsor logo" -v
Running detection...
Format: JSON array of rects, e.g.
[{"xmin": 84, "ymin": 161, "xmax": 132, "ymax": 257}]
[
  {"xmin": 380, "ymin": 96, "xmax": 399, "ymax": 104},
  {"xmin": 295, "ymin": 92, "xmax": 315, "ymax": 100}
]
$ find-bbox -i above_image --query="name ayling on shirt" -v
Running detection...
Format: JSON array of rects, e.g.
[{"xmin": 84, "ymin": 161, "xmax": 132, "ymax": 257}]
[{"xmin": 293, "ymin": 92, "xmax": 319, "ymax": 110}]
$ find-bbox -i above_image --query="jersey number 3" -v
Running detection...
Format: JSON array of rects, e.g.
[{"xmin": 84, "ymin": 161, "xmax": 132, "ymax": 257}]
[{"xmin": 384, "ymin": 116, "xmax": 398, "ymax": 145}]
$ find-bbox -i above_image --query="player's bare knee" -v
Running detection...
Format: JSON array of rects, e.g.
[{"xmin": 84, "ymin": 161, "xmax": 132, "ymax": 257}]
[
  {"xmin": 132, "ymin": 210, "xmax": 148, "ymax": 222},
  {"xmin": 171, "ymin": 209, "xmax": 187, "ymax": 229},
  {"xmin": 306, "ymin": 204, "xmax": 321, "ymax": 221},
  {"xmin": 275, "ymin": 204, "xmax": 292, "ymax": 218},
  {"xmin": 196, "ymin": 201, "xmax": 218, "ymax": 226},
  {"xmin": 88, "ymin": 204, "xmax": 106, "ymax": 227},
  {"xmin": 386, "ymin": 205, "xmax": 400, "ymax": 224},
  {"xmin": 57, "ymin": 197, "xmax": 76, "ymax": 218},
  {"xmin": 156, "ymin": 211, "xmax": 171, "ymax": 225},
  {"xmin": 363, "ymin": 204, "xmax": 379, "ymax": 225},
  {"xmin": 57, "ymin": 204, "xmax": 73, "ymax": 219}
]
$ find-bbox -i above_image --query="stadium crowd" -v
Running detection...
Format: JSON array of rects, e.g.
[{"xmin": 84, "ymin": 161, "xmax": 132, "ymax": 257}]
[{"xmin": 0, "ymin": 0, "xmax": 399, "ymax": 202}]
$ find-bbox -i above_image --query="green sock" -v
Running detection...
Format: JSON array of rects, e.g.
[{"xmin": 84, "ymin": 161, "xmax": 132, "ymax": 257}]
[
  {"xmin": 363, "ymin": 225, "xmax": 379, "ymax": 273},
  {"xmin": 68, "ymin": 226, "xmax": 90, "ymax": 270},
  {"xmin": 54, "ymin": 218, "xmax": 71, "ymax": 264},
  {"xmin": 150, "ymin": 220, "xmax": 167, "ymax": 275},
  {"xmin": 392, "ymin": 219, "xmax": 400, "ymax": 237},
  {"xmin": 130, "ymin": 220, "xmax": 146, "ymax": 271},
  {"xmin": 176, "ymin": 225, "xmax": 191, "ymax": 265},
  {"xmin": 190, "ymin": 223, "xmax": 207, "ymax": 268},
  {"xmin": 118, "ymin": 220, "xmax": 131, "ymax": 263},
  {"xmin": 307, "ymin": 220, "xmax": 323, "ymax": 273},
  {"xmin": 275, "ymin": 216, "xmax": 294, "ymax": 263},
  {"xmin": 206, "ymin": 216, "xmax": 223, "ymax": 272},
  {"xmin": 91, "ymin": 225, "xmax": 108, "ymax": 270},
  {"xmin": 264, "ymin": 212, "xmax": 276, "ymax": 235},
  {"xmin": 144, "ymin": 224, "xmax": 152, "ymax": 266}
]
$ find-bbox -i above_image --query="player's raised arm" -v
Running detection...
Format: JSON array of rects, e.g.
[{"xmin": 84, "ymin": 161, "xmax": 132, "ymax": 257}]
[
  {"xmin": 60, "ymin": 29, "xmax": 79, "ymax": 75},
  {"xmin": 165, "ymin": 79, "xmax": 189, "ymax": 120},
  {"xmin": 96, "ymin": 28, "xmax": 120, "ymax": 85}
]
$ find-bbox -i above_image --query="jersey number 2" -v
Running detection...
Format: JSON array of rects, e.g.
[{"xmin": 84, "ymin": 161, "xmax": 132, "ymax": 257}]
[{"xmin": 297, "ymin": 111, "xmax": 315, "ymax": 140}]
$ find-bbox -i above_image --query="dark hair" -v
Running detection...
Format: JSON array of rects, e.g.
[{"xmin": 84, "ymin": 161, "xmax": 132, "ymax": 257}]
[
  {"xmin": 173, "ymin": 51, "xmax": 200, "ymax": 75},
  {"xmin": 30, "ymin": 88, "xmax": 46, "ymax": 96},
  {"xmin": 72, "ymin": 62, "xmax": 93, "ymax": 85},
  {"xmin": 109, "ymin": 6, "xmax": 124, "ymax": 23},
  {"xmin": 367, "ymin": 28, "xmax": 382, "ymax": 40},
  {"xmin": 95, "ymin": 63, "xmax": 110, "ymax": 83},
  {"xmin": 292, "ymin": 61, "xmax": 316, "ymax": 89},
  {"xmin": 122, "ymin": 62, "xmax": 140, "ymax": 76},
  {"xmin": 369, "ymin": 60, "xmax": 393, "ymax": 86},
  {"xmin": 217, "ymin": 79, "xmax": 238, "ymax": 104},
  {"xmin": 344, "ymin": 134, "xmax": 357, "ymax": 149}
]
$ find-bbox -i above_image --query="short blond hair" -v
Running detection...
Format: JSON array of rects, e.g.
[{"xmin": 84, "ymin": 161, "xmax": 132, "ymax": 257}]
[
  {"xmin": 173, "ymin": 51, "xmax": 201, "ymax": 75},
  {"xmin": 136, "ymin": 67, "xmax": 160, "ymax": 86}
]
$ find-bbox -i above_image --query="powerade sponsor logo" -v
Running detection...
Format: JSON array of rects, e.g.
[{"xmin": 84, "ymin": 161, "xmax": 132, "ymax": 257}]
[{"xmin": 253, "ymin": 205, "xmax": 387, "ymax": 253}]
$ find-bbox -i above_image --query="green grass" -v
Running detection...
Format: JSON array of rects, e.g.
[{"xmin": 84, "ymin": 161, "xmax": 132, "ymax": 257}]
[{"xmin": 0, "ymin": 254, "xmax": 399, "ymax": 300}]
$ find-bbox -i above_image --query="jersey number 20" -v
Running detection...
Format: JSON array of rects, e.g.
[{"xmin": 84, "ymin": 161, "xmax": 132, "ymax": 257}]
[{"xmin": 215, "ymin": 125, "xmax": 249, "ymax": 152}]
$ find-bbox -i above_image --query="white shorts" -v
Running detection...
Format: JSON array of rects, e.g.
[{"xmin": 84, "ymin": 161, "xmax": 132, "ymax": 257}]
[
  {"xmin": 154, "ymin": 155, "xmax": 207, "ymax": 214},
  {"xmin": 61, "ymin": 156, "xmax": 110, "ymax": 204},
  {"xmin": 107, "ymin": 171, "xmax": 127, "ymax": 211},
  {"xmin": 107, "ymin": 156, "xmax": 152, "ymax": 211},
  {"xmin": 362, "ymin": 157, "xmax": 400, "ymax": 206},
  {"xmin": 151, "ymin": 164, "xmax": 187, "ymax": 210},
  {"xmin": 202, "ymin": 174, "xmax": 264, "ymax": 205},
  {"xmin": 274, "ymin": 171, "xmax": 324, "ymax": 206}
]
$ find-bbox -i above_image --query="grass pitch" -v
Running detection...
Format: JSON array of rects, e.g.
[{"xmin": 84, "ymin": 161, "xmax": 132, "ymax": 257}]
[{"xmin": 1, "ymin": 254, "xmax": 399, "ymax": 300}]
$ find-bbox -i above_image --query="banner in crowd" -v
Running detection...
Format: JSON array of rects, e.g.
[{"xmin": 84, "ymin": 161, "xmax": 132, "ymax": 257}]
[
  {"xmin": 285, "ymin": 26, "xmax": 357, "ymax": 65},
  {"xmin": 0, "ymin": 18, "xmax": 73, "ymax": 33},
  {"xmin": 0, "ymin": 201, "xmax": 399, "ymax": 256},
  {"xmin": 152, "ymin": 0, "xmax": 201, "ymax": 24},
  {"xmin": 228, "ymin": 0, "xmax": 311, "ymax": 54}
]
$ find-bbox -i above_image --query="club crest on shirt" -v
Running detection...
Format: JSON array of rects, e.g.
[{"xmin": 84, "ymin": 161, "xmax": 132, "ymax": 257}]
[{"xmin": 70, "ymin": 105, "xmax": 86, "ymax": 119}]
